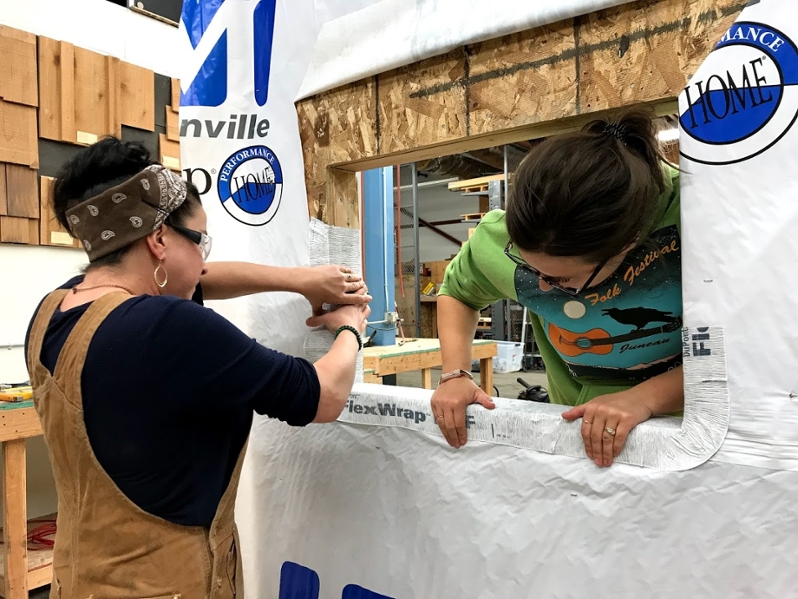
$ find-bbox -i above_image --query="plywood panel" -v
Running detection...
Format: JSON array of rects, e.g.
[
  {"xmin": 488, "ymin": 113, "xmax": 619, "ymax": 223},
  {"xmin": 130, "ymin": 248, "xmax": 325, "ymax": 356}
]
[
  {"xmin": 576, "ymin": 0, "xmax": 730, "ymax": 113},
  {"xmin": 159, "ymin": 134, "xmax": 180, "ymax": 172},
  {"xmin": 468, "ymin": 24, "xmax": 576, "ymax": 135},
  {"xmin": 0, "ymin": 99, "xmax": 38, "ymax": 167},
  {"xmin": 297, "ymin": 77, "xmax": 374, "ymax": 222},
  {"xmin": 0, "ymin": 216, "xmax": 38, "ymax": 245},
  {"xmin": 38, "ymin": 37, "xmax": 76, "ymax": 143},
  {"xmin": 119, "ymin": 62, "xmax": 155, "ymax": 131},
  {"xmin": 0, "ymin": 27, "xmax": 38, "ymax": 107},
  {"xmin": 74, "ymin": 47, "xmax": 120, "ymax": 143},
  {"xmin": 166, "ymin": 107, "xmax": 179, "ymax": 141},
  {"xmin": 5, "ymin": 165, "xmax": 39, "ymax": 219},
  {"xmin": 377, "ymin": 49, "xmax": 467, "ymax": 154},
  {"xmin": 39, "ymin": 176, "xmax": 80, "ymax": 248},
  {"xmin": 297, "ymin": 0, "xmax": 747, "ymax": 229}
]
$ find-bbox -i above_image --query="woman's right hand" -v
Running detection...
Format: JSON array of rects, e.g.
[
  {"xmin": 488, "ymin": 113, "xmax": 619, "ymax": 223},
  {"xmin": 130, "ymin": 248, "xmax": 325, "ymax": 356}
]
[
  {"xmin": 306, "ymin": 303, "xmax": 370, "ymax": 336},
  {"xmin": 431, "ymin": 376, "xmax": 495, "ymax": 448}
]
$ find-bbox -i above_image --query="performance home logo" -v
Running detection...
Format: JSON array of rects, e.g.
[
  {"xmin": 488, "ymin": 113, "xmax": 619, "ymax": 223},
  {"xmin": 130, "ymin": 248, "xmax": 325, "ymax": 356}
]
[
  {"xmin": 679, "ymin": 22, "xmax": 798, "ymax": 165},
  {"xmin": 280, "ymin": 562, "xmax": 393, "ymax": 599},
  {"xmin": 216, "ymin": 146, "xmax": 283, "ymax": 226}
]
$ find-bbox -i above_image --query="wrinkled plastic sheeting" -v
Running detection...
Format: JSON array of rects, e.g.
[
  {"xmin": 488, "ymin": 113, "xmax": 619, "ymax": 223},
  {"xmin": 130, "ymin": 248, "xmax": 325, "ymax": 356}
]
[
  {"xmin": 250, "ymin": 417, "xmax": 798, "ymax": 598},
  {"xmin": 297, "ymin": 0, "xmax": 636, "ymax": 99},
  {"xmin": 304, "ymin": 218, "xmax": 365, "ymax": 382}
]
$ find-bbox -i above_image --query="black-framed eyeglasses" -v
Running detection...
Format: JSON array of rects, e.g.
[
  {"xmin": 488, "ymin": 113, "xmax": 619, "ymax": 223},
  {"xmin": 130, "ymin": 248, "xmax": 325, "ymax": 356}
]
[
  {"xmin": 504, "ymin": 241, "xmax": 609, "ymax": 298},
  {"xmin": 167, "ymin": 221, "xmax": 212, "ymax": 261}
]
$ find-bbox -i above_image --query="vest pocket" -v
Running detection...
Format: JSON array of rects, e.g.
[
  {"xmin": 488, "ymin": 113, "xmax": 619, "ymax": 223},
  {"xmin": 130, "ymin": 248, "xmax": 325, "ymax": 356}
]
[{"xmin": 226, "ymin": 542, "xmax": 238, "ymax": 596}]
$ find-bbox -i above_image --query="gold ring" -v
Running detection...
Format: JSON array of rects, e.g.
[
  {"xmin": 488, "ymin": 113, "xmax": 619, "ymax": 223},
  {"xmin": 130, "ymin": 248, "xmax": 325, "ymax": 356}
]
[{"xmin": 605, "ymin": 427, "xmax": 616, "ymax": 436}]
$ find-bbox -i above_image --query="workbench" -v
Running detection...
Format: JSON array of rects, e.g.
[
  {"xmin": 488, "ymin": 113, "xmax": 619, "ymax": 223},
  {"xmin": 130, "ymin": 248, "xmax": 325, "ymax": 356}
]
[
  {"xmin": 363, "ymin": 339, "xmax": 497, "ymax": 393},
  {"xmin": 0, "ymin": 401, "xmax": 52, "ymax": 599}
]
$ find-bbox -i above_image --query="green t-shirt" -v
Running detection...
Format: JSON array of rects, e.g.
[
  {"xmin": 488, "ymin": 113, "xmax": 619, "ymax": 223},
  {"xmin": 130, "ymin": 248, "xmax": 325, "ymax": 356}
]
[{"xmin": 439, "ymin": 166, "xmax": 682, "ymax": 406}]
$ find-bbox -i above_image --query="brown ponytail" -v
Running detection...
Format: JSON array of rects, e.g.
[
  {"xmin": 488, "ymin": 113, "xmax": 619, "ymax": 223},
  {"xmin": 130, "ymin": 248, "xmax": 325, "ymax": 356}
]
[{"xmin": 506, "ymin": 108, "xmax": 671, "ymax": 264}]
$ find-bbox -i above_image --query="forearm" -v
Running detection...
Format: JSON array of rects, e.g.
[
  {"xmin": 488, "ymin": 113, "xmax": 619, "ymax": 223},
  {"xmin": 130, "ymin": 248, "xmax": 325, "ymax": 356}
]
[
  {"xmin": 312, "ymin": 332, "xmax": 360, "ymax": 423},
  {"xmin": 200, "ymin": 262, "xmax": 307, "ymax": 300},
  {"xmin": 633, "ymin": 365, "xmax": 684, "ymax": 415},
  {"xmin": 437, "ymin": 295, "xmax": 480, "ymax": 371}
]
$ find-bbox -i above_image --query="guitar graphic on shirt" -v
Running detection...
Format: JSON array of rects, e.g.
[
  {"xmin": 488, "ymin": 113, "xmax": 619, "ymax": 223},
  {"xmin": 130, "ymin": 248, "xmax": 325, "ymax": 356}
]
[{"xmin": 549, "ymin": 318, "xmax": 682, "ymax": 357}]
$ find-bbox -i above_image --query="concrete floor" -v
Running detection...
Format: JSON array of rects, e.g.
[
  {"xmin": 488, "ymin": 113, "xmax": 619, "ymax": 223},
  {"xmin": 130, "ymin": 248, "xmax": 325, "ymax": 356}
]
[{"xmin": 395, "ymin": 366, "xmax": 548, "ymax": 399}]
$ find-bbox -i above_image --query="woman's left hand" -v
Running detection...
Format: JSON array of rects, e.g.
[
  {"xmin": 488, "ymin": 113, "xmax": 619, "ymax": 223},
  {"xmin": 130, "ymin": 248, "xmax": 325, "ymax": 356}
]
[
  {"xmin": 561, "ymin": 390, "xmax": 654, "ymax": 468},
  {"xmin": 299, "ymin": 265, "xmax": 371, "ymax": 316}
]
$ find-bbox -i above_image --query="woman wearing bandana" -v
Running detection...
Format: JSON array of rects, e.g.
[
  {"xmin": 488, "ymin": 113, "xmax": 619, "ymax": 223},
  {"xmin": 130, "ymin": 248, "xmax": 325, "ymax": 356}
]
[
  {"xmin": 25, "ymin": 138, "xmax": 370, "ymax": 598},
  {"xmin": 432, "ymin": 109, "xmax": 683, "ymax": 468}
]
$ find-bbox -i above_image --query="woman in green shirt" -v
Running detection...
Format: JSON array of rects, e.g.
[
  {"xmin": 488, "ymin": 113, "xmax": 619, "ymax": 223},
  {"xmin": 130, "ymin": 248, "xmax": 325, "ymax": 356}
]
[{"xmin": 433, "ymin": 109, "xmax": 682, "ymax": 468}]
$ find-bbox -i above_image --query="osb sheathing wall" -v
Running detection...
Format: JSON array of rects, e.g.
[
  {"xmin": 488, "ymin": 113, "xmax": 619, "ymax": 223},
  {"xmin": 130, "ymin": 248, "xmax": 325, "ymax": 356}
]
[{"xmin": 297, "ymin": 0, "xmax": 747, "ymax": 229}]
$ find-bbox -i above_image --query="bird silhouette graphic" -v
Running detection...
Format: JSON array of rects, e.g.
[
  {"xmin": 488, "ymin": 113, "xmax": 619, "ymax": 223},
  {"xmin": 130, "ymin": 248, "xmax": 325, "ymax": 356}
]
[{"xmin": 601, "ymin": 307, "xmax": 677, "ymax": 331}]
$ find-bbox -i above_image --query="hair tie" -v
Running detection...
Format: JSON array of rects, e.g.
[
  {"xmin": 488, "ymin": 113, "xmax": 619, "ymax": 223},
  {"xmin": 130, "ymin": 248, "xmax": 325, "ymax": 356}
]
[{"xmin": 603, "ymin": 123, "xmax": 628, "ymax": 144}]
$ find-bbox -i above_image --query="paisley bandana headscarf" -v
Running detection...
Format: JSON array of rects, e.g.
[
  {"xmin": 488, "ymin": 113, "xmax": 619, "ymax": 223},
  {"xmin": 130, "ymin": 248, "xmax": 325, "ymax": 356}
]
[{"xmin": 65, "ymin": 165, "xmax": 188, "ymax": 262}]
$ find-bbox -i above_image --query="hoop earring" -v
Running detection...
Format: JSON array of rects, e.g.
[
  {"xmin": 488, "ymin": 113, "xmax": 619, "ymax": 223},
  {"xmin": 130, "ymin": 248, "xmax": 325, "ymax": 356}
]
[{"xmin": 154, "ymin": 261, "xmax": 168, "ymax": 288}]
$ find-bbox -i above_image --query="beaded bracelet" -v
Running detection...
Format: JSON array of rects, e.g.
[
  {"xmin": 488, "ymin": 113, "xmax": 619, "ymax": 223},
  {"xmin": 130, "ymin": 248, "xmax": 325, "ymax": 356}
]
[{"xmin": 335, "ymin": 325, "xmax": 363, "ymax": 351}]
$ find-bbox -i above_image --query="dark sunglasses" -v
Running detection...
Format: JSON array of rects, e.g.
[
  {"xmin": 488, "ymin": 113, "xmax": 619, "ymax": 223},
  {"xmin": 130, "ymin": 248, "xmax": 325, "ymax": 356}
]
[
  {"xmin": 504, "ymin": 241, "xmax": 609, "ymax": 298},
  {"xmin": 167, "ymin": 221, "xmax": 212, "ymax": 261}
]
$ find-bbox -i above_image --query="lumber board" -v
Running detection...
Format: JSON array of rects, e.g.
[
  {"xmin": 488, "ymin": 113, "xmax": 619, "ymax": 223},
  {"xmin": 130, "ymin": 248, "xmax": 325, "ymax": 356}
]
[
  {"xmin": 74, "ymin": 47, "xmax": 120, "ymax": 143},
  {"xmin": 119, "ymin": 61, "xmax": 155, "ymax": 131},
  {"xmin": 447, "ymin": 174, "xmax": 505, "ymax": 192},
  {"xmin": 38, "ymin": 37, "xmax": 77, "ymax": 143},
  {"xmin": 480, "ymin": 357, "xmax": 494, "ymax": 396},
  {"xmin": 159, "ymin": 133, "xmax": 181, "ymax": 172},
  {"xmin": 364, "ymin": 340, "xmax": 496, "ymax": 376},
  {"xmin": 0, "ymin": 27, "xmax": 38, "ymax": 107},
  {"xmin": 0, "ymin": 217, "xmax": 38, "ymax": 245},
  {"xmin": 298, "ymin": 0, "xmax": 747, "ymax": 226},
  {"xmin": 40, "ymin": 176, "xmax": 80, "ymax": 248},
  {"xmin": 0, "ymin": 100, "xmax": 38, "ymax": 168},
  {"xmin": 0, "ymin": 166, "xmax": 6, "ymax": 216},
  {"xmin": 166, "ymin": 106, "xmax": 179, "ymax": 141},
  {"xmin": 5, "ymin": 165, "xmax": 39, "ymax": 219},
  {"xmin": 171, "ymin": 78, "xmax": 181, "ymax": 109},
  {"xmin": 3, "ymin": 439, "xmax": 27, "ymax": 599},
  {"xmin": 0, "ymin": 406, "xmax": 42, "ymax": 443}
]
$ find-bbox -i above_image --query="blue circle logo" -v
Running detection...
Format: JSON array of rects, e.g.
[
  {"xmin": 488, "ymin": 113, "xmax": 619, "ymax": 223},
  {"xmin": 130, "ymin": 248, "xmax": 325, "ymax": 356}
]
[
  {"xmin": 679, "ymin": 22, "xmax": 798, "ymax": 165},
  {"xmin": 217, "ymin": 145, "xmax": 283, "ymax": 226}
]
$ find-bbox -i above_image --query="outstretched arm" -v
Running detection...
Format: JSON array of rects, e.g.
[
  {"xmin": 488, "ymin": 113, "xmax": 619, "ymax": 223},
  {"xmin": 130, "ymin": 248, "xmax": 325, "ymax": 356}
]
[{"xmin": 200, "ymin": 262, "xmax": 371, "ymax": 312}]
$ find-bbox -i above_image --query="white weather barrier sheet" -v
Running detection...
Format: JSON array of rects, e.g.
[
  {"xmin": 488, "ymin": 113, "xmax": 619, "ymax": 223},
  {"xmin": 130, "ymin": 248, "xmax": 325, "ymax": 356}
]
[
  {"xmin": 176, "ymin": 0, "xmax": 798, "ymax": 596},
  {"xmin": 297, "ymin": 0, "xmax": 637, "ymax": 99}
]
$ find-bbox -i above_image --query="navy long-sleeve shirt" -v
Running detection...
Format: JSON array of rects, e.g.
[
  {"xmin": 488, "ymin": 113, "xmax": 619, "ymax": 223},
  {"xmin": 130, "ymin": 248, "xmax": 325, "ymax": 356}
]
[{"xmin": 27, "ymin": 276, "xmax": 320, "ymax": 527}]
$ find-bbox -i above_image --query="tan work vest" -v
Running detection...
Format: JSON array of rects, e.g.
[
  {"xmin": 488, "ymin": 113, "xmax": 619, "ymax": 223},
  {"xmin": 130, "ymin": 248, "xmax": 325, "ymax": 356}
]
[{"xmin": 27, "ymin": 290, "xmax": 246, "ymax": 599}]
